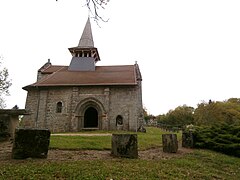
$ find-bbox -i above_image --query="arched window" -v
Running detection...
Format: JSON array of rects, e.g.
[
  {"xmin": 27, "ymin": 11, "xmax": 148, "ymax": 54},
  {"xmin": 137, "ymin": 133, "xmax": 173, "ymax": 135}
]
[
  {"xmin": 56, "ymin": 102, "xmax": 63, "ymax": 113},
  {"xmin": 116, "ymin": 115, "xmax": 123, "ymax": 126}
]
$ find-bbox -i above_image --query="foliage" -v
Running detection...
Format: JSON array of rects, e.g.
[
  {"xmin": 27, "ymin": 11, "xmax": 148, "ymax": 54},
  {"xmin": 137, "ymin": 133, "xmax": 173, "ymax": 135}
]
[
  {"xmin": 194, "ymin": 99, "xmax": 240, "ymax": 126},
  {"xmin": 156, "ymin": 98, "xmax": 240, "ymax": 128},
  {"xmin": 157, "ymin": 105, "xmax": 194, "ymax": 128},
  {"xmin": 0, "ymin": 56, "xmax": 11, "ymax": 108},
  {"xmin": 143, "ymin": 107, "xmax": 155, "ymax": 124},
  {"xmin": 50, "ymin": 127, "xmax": 181, "ymax": 151},
  {"xmin": 192, "ymin": 123, "xmax": 240, "ymax": 157},
  {"xmin": 0, "ymin": 150, "xmax": 239, "ymax": 179}
]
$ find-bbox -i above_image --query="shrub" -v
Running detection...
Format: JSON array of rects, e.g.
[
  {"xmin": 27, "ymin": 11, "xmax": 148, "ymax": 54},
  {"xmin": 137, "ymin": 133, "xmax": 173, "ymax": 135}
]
[{"xmin": 192, "ymin": 124, "xmax": 240, "ymax": 157}]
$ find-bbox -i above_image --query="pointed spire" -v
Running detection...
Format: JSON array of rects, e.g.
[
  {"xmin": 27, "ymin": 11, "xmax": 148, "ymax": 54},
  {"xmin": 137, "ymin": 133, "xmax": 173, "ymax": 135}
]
[
  {"xmin": 78, "ymin": 17, "xmax": 94, "ymax": 47},
  {"xmin": 68, "ymin": 17, "xmax": 100, "ymax": 63}
]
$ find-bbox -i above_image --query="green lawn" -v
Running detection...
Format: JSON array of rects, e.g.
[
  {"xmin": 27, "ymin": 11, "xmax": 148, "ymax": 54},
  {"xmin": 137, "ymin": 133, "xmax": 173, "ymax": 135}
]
[
  {"xmin": 1, "ymin": 150, "xmax": 239, "ymax": 179},
  {"xmin": 1, "ymin": 127, "xmax": 239, "ymax": 179},
  {"xmin": 50, "ymin": 127, "xmax": 181, "ymax": 150}
]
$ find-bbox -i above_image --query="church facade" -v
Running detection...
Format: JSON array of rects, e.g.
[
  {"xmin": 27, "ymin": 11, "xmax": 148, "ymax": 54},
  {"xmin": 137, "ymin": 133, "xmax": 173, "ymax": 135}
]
[{"xmin": 22, "ymin": 18, "xmax": 143, "ymax": 132}]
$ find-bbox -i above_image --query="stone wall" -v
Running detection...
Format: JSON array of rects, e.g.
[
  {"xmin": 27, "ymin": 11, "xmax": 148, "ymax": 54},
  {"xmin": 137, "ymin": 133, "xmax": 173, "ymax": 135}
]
[
  {"xmin": 109, "ymin": 87, "xmax": 138, "ymax": 131},
  {"xmin": 23, "ymin": 87, "xmax": 73, "ymax": 132},
  {"xmin": 23, "ymin": 84, "xmax": 143, "ymax": 132},
  {"xmin": 0, "ymin": 109, "xmax": 27, "ymax": 141}
]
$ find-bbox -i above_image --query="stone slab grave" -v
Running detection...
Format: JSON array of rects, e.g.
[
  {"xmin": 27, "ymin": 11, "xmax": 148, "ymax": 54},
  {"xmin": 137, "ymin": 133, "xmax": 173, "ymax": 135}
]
[
  {"xmin": 111, "ymin": 134, "xmax": 138, "ymax": 158},
  {"xmin": 12, "ymin": 128, "xmax": 51, "ymax": 159},
  {"xmin": 162, "ymin": 134, "xmax": 178, "ymax": 153},
  {"xmin": 182, "ymin": 131, "xmax": 194, "ymax": 148}
]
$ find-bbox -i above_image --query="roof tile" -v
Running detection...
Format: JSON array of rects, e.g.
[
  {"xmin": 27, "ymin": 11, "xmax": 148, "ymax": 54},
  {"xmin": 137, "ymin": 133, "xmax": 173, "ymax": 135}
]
[{"xmin": 24, "ymin": 65, "xmax": 137, "ymax": 90}]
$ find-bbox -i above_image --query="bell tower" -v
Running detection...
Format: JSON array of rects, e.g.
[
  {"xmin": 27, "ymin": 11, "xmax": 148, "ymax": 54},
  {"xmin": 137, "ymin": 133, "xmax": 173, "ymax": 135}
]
[{"xmin": 68, "ymin": 17, "xmax": 100, "ymax": 71}]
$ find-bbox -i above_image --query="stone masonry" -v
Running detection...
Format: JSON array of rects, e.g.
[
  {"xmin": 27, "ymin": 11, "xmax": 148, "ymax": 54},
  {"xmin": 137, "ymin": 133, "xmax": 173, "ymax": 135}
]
[{"xmin": 23, "ymin": 83, "xmax": 143, "ymax": 132}]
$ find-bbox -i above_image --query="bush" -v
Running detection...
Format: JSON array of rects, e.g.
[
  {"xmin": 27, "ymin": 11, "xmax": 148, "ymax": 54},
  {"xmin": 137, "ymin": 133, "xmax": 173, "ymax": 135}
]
[{"xmin": 192, "ymin": 124, "xmax": 240, "ymax": 157}]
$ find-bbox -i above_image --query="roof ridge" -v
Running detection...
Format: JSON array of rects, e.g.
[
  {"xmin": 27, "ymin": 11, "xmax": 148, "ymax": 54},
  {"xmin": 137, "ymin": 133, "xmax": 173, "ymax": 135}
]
[{"xmin": 96, "ymin": 65, "xmax": 134, "ymax": 67}]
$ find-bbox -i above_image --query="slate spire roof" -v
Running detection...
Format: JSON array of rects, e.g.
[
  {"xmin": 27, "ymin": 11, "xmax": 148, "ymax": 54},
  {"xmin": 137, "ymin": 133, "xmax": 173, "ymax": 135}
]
[
  {"xmin": 78, "ymin": 17, "xmax": 94, "ymax": 48},
  {"xmin": 68, "ymin": 17, "xmax": 100, "ymax": 62}
]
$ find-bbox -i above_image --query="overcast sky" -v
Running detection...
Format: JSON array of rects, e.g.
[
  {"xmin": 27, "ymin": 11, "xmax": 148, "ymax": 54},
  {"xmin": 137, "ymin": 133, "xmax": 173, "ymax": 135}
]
[{"xmin": 0, "ymin": 0, "xmax": 240, "ymax": 115}]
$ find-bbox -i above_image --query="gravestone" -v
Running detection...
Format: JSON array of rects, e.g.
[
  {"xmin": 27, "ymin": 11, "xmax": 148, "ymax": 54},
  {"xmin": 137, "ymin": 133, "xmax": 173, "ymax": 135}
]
[
  {"xmin": 162, "ymin": 134, "xmax": 178, "ymax": 153},
  {"xmin": 111, "ymin": 134, "xmax": 138, "ymax": 158},
  {"xmin": 137, "ymin": 125, "xmax": 146, "ymax": 133},
  {"xmin": 12, "ymin": 128, "xmax": 51, "ymax": 159},
  {"xmin": 182, "ymin": 131, "xmax": 194, "ymax": 148}
]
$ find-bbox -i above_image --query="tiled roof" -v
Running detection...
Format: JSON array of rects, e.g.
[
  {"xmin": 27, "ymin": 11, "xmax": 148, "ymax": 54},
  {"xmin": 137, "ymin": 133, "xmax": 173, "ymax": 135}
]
[
  {"xmin": 40, "ymin": 66, "xmax": 66, "ymax": 74},
  {"xmin": 23, "ymin": 65, "xmax": 138, "ymax": 90}
]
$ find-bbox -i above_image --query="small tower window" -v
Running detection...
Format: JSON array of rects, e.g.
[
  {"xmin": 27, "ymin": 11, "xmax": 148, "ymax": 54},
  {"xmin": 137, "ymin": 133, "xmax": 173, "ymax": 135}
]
[
  {"xmin": 79, "ymin": 51, "xmax": 83, "ymax": 57},
  {"xmin": 56, "ymin": 102, "xmax": 63, "ymax": 113}
]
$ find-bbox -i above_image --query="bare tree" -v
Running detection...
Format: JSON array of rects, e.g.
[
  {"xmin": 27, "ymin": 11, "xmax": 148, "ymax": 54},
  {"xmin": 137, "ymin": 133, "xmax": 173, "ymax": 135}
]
[
  {"xmin": 85, "ymin": 0, "xmax": 110, "ymax": 22},
  {"xmin": 56, "ymin": 0, "xmax": 110, "ymax": 22}
]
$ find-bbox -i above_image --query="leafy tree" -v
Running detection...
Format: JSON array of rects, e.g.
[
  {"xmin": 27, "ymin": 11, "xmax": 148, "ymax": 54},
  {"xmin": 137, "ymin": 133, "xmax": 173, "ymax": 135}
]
[
  {"xmin": 157, "ymin": 105, "xmax": 194, "ymax": 128},
  {"xmin": 156, "ymin": 114, "xmax": 167, "ymax": 124},
  {"xmin": 0, "ymin": 56, "xmax": 11, "ymax": 108},
  {"xmin": 194, "ymin": 99, "xmax": 240, "ymax": 126}
]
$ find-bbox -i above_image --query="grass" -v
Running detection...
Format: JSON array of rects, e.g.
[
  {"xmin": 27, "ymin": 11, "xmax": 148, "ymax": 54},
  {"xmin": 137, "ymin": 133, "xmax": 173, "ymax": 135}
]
[
  {"xmin": 50, "ymin": 127, "xmax": 181, "ymax": 150},
  {"xmin": 1, "ymin": 150, "xmax": 239, "ymax": 179},
  {"xmin": 1, "ymin": 127, "xmax": 239, "ymax": 179},
  {"xmin": 50, "ymin": 136, "xmax": 111, "ymax": 150}
]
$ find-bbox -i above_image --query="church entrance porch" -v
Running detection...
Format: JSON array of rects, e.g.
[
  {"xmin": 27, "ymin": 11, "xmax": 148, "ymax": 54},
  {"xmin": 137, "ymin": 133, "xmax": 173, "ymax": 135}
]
[
  {"xmin": 84, "ymin": 107, "xmax": 98, "ymax": 128},
  {"xmin": 75, "ymin": 97, "xmax": 106, "ymax": 131}
]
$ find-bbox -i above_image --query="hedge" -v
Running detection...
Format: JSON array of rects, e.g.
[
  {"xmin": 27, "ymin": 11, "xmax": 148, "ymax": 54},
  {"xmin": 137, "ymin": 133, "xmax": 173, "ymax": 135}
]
[{"xmin": 185, "ymin": 124, "xmax": 240, "ymax": 157}]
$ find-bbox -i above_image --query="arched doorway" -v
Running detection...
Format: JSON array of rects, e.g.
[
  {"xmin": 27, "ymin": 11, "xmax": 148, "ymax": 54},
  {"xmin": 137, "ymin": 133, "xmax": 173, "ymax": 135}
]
[{"xmin": 84, "ymin": 107, "xmax": 98, "ymax": 128}]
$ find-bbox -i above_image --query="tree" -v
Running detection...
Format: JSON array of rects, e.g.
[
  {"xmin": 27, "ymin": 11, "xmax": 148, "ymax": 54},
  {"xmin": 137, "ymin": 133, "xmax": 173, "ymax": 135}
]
[
  {"xmin": 56, "ymin": 0, "xmax": 110, "ymax": 22},
  {"xmin": 157, "ymin": 105, "xmax": 194, "ymax": 128},
  {"xmin": 143, "ymin": 107, "xmax": 155, "ymax": 124},
  {"xmin": 85, "ymin": 0, "xmax": 110, "ymax": 22},
  {"xmin": 0, "ymin": 56, "xmax": 11, "ymax": 108},
  {"xmin": 194, "ymin": 99, "xmax": 240, "ymax": 126}
]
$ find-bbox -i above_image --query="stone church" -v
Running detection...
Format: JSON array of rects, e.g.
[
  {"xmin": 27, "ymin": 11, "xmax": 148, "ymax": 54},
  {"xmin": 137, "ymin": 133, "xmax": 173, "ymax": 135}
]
[{"xmin": 22, "ymin": 18, "xmax": 143, "ymax": 132}]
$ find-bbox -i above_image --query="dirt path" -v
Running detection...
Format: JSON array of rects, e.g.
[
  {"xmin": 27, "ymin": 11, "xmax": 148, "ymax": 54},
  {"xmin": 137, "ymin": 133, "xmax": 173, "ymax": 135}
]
[{"xmin": 0, "ymin": 141, "xmax": 193, "ymax": 163}]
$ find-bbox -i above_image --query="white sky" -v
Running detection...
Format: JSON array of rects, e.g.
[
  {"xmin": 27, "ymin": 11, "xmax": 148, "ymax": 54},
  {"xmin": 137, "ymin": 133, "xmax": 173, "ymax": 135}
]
[{"xmin": 0, "ymin": 0, "xmax": 240, "ymax": 115}]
